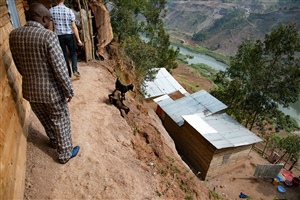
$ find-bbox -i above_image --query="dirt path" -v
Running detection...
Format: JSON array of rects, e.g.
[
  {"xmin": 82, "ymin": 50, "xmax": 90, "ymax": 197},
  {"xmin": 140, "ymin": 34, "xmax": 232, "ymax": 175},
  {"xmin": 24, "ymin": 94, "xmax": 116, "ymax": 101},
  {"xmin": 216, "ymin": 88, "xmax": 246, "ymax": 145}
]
[
  {"xmin": 24, "ymin": 60, "xmax": 300, "ymax": 200},
  {"xmin": 24, "ymin": 61, "xmax": 161, "ymax": 199}
]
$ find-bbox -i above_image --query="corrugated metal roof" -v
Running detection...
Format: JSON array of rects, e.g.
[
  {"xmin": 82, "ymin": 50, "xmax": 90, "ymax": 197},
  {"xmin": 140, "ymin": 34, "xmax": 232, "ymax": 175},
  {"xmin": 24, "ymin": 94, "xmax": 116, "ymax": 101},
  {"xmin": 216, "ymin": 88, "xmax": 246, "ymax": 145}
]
[
  {"xmin": 190, "ymin": 91, "xmax": 228, "ymax": 114},
  {"xmin": 153, "ymin": 94, "xmax": 174, "ymax": 106},
  {"xmin": 182, "ymin": 113, "xmax": 263, "ymax": 149},
  {"xmin": 154, "ymin": 90, "xmax": 227, "ymax": 126},
  {"xmin": 143, "ymin": 68, "xmax": 188, "ymax": 98}
]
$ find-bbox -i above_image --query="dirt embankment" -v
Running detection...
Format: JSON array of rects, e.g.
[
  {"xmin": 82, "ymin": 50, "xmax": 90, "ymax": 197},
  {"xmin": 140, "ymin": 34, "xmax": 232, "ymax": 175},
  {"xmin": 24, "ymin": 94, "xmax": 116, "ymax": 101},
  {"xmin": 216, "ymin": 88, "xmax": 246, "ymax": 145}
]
[
  {"xmin": 24, "ymin": 57, "xmax": 211, "ymax": 200},
  {"xmin": 24, "ymin": 54, "xmax": 300, "ymax": 200}
]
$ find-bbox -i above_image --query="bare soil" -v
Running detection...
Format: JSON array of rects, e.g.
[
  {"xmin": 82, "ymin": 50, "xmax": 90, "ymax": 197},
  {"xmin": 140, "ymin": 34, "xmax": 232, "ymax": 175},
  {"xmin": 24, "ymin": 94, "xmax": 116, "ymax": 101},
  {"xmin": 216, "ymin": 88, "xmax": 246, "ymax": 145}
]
[
  {"xmin": 172, "ymin": 63, "xmax": 214, "ymax": 93},
  {"xmin": 205, "ymin": 152, "xmax": 300, "ymax": 200},
  {"xmin": 24, "ymin": 59, "xmax": 209, "ymax": 200},
  {"xmin": 24, "ymin": 59, "xmax": 300, "ymax": 200}
]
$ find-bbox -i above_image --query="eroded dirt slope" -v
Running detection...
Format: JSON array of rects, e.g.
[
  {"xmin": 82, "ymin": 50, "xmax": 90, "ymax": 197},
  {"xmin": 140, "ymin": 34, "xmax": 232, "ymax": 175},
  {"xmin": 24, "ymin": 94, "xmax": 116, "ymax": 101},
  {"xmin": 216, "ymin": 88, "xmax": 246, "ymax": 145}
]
[{"xmin": 24, "ymin": 59, "xmax": 210, "ymax": 200}]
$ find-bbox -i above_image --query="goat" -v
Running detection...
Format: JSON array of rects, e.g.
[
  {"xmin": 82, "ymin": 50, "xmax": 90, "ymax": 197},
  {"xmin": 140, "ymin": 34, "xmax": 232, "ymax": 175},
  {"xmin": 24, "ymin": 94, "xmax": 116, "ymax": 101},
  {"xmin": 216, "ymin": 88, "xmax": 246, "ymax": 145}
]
[
  {"xmin": 108, "ymin": 90, "xmax": 130, "ymax": 117},
  {"xmin": 114, "ymin": 78, "xmax": 134, "ymax": 100}
]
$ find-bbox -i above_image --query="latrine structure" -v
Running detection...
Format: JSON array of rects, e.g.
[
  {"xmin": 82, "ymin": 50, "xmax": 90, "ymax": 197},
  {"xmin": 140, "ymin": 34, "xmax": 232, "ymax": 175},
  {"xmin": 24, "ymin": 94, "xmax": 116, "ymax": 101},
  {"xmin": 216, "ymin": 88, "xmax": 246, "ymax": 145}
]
[{"xmin": 154, "ymin": 90, "xmax": 262, "ymax": 180}]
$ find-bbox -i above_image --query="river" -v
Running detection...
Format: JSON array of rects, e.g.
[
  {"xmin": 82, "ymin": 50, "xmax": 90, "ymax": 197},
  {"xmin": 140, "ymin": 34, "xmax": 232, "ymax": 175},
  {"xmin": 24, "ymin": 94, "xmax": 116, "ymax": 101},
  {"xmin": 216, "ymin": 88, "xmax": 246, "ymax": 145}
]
[{"xmin": 177, "ymin": 45, "xmax": 300, "ymax": 126}]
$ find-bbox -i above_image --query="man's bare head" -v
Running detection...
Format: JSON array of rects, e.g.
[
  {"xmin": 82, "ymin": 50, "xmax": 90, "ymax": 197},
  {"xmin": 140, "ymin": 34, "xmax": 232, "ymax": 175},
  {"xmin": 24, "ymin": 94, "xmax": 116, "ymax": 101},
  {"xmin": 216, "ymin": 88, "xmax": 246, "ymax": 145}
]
[{"xmin": 28, "ymin": 3, "xmax": 51, "ymax": 28}]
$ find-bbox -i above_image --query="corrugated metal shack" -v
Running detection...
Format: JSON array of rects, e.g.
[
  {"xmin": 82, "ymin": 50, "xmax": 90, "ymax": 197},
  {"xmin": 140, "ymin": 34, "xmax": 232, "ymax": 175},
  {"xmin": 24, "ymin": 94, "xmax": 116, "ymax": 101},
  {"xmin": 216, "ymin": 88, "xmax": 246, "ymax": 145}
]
[
  {"xmin": 154, "ymin": 90, "xmax": 262, "ymax": 179},
  {"xmin": 143, "ymin": 68, "xmax": 188, "ymax": 99}
]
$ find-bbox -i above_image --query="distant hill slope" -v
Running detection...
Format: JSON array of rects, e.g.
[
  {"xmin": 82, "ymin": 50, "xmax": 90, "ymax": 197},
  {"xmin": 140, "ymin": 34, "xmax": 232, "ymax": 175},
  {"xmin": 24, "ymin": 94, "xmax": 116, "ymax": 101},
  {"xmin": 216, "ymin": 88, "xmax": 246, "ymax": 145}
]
[{"xmin": 164, "ymin": 0, "xmax": 300, "ymax": 55}]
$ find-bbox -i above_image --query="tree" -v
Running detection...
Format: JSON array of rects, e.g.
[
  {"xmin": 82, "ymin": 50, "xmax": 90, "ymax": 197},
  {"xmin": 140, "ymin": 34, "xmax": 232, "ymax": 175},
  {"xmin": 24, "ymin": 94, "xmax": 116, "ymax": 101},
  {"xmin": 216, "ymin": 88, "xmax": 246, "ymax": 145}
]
[
  {"xmin": 109, "ymin": 0, "xmax": 145, "ymax": 42},
  {"xmin": 108, "ymin": 0, "xmax": 179, "ymax": 81},
  {"xmin": 259, "ymin": 121, "xmax": 276, "ymax": 157},
  {"xmin": 267, "ymin": 134, "xmax": 283, "ymax": 163},
  {"xmin": 275, "ymin": 134, "xmax": 300, "ymax": 167},
  {"xmin": 211, "ymin": 22, "xmax": 300, "ymax": 131},
  {"xmin": 192, "ymin": 31, "xmax": 208, "ymax": 42}
]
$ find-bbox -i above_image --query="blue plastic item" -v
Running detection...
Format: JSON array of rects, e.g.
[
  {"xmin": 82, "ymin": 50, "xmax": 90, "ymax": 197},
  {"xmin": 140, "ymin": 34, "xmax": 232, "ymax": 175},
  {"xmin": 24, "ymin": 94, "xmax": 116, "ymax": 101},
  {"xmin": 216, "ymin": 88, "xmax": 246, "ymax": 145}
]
[
  {"xmin": 239, "ymin": 192, "xmax": 247, "ymax": 198},
  {"xmin": 276, "ymin": 176, "xmax": 281, "ymax": 182},
  {"xmin": 277, "ymin": 185, "xmax": 286, "ymax": 193}
]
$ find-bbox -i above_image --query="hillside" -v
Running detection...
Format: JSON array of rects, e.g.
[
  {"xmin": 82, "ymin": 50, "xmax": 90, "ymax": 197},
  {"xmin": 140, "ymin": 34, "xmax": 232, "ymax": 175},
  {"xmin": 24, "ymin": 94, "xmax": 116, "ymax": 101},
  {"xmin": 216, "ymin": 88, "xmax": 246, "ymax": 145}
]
[
  {"xmin": 24, "ymin": 43, "xmax": 300, "ymax": 200},
  {"xmin": 24, "ymin": 55, "xmax": 211, "ymax": 199},
  {"xmin": 24, "ymin": 57, "xmax": 300, "ymax": 200},
  {"xmin": 21, "ymin": 1, "xmax": 300, "ymax": 199},
  {"xmin": 164, "ymin": 0, "xmax": 300, "ymax": 55}
]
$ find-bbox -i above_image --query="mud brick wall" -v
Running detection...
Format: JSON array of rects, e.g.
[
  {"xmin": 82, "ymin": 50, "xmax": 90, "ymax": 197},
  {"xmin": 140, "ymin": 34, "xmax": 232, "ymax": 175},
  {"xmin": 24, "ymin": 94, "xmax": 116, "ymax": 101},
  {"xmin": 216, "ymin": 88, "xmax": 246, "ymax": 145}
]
[{"xmin": 0, "ymin": 0, "xmax": 31, "ymax": 199}]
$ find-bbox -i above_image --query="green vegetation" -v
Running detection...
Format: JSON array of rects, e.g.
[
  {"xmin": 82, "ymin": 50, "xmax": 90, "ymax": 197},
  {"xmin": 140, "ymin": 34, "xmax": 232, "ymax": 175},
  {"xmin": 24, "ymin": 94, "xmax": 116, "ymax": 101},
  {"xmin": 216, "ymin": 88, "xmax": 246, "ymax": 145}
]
[
  {"xmin": 261, "ymin": 110, "xmax": 299, "ymax": 133},
  {"xmin": 133, "ymin": 126, "xmax": 139, "ymax": 135},
  {"xmin": 211, "ymin": 22, "xmax": 300, "ymax": 132},
  {"xmin": 109, "ymin": 0, "xmax": 179, "ymax": 82},
  {"xmin": 190, "ymin": 63, "xmax": 218, "ymax": 79},
  {"xmin": 175, "ymin": 52, "xmax": 221, "ymax": 93},
  {"xmin": 276, "ymin": 134, "xmax": 300, "ymax": 164},
  {"xmin": 192, "ymin": 8, "xmax": 247, "ymax": 43},
  {"xmin": 263, "ymin": 132, "xmax": 300, "ymax": 168},
  {"xmin": 176, "ymin": 54, "xmax": 189, "ymax": 64},
  {"xmin": 110, "ymin": 1, "xmax": 299, "ymax": 132},
  {"xmin": 156, "ymin": 156, "xmax": 198, "ymax": 199},
  {"xmin": 209, "ymin": 189, "xmax": 222, "ymax": 200}
]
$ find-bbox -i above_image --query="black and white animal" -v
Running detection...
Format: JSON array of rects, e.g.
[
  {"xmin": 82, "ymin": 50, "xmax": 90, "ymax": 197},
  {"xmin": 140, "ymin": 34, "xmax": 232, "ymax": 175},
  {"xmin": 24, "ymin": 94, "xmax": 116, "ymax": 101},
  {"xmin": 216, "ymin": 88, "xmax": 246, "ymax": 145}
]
[
  {"xmin": 108, "ymin": 90, "xmax": 130, "ymax": 117},
  {"xmin": 114, "ymin": 78, "xmax": 134, "ymax": 100}
]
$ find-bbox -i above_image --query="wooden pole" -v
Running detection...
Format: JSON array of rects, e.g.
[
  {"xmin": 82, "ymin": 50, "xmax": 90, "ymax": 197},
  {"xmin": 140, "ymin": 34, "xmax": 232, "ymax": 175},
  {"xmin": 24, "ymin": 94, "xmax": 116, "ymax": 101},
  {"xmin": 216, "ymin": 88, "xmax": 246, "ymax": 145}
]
[{"xmin": 88, "ymin": 10, "xmax": 95, "ymax": 60}]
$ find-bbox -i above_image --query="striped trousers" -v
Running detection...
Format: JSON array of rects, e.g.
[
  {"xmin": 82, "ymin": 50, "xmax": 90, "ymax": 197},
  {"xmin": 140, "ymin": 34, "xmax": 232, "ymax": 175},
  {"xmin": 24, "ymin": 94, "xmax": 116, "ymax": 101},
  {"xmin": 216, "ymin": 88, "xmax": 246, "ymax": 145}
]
[{"xmin": 30, "ymin": 99, "xmax": 73, "ymax": 163}]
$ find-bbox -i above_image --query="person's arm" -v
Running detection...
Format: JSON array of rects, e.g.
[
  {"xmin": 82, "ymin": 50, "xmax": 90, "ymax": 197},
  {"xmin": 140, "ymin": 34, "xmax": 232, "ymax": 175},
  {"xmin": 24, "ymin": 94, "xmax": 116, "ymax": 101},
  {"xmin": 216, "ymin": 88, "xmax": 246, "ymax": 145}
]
[{"xmin": 71, "ymin": 22, "xmax": 83, "ymax": 46}]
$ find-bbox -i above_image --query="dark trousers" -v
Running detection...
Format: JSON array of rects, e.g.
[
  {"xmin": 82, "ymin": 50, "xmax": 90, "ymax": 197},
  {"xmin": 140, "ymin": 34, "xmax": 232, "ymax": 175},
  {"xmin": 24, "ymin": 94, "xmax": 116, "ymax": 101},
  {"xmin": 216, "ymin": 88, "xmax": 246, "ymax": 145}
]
[{"xmin": 58, "ymin": 34, "xmax": 78, "ymax": 77}]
